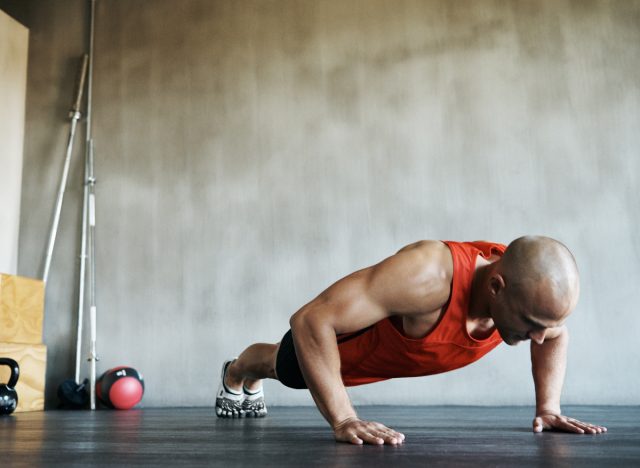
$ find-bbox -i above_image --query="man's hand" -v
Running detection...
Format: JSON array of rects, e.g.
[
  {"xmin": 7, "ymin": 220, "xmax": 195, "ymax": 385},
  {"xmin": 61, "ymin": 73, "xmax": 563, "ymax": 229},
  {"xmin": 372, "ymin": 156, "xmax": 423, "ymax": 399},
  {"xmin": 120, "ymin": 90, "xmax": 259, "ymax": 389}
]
[
  {"xmin": 333, "ymin": 417, "xmax": 405, "ymax": 445},
  {"xmin": 533, "ymin": 413, "xmax": 607, "ymax": 434}
]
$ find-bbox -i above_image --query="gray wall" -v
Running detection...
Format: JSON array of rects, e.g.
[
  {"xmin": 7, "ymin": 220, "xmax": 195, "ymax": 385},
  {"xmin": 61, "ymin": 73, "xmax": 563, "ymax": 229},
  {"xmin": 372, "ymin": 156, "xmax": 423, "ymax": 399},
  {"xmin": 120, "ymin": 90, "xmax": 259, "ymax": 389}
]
[{"xmin": 4, "ymin": 0, "xmax": 639, "ymax": 408}]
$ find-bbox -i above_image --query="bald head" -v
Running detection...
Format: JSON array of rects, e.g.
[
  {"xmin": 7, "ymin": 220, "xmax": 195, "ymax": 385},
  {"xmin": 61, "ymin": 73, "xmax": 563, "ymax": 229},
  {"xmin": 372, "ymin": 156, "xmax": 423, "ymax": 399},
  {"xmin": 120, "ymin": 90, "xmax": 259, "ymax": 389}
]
[{"xmin": 499, "ymin": 236, "xmax": 580, "ymax": 321}]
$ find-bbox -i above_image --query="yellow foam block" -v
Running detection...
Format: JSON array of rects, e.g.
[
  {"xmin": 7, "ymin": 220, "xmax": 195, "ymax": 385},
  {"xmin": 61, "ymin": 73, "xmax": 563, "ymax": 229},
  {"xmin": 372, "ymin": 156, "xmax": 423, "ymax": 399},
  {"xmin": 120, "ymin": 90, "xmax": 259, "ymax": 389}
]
[
  {"xmin": 0, "ymin": 273, "xmax": 44, "ymax": 344},
  {"xmin": 0, "ymin": 342, "xmax": 46, "ymax": 412}
]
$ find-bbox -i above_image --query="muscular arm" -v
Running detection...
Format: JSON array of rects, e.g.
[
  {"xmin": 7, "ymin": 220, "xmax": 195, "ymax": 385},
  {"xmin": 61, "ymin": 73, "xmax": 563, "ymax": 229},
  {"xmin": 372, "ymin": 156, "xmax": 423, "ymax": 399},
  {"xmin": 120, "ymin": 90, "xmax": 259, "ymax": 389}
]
[
  {"xmin": 530, "ymin": 326, "xmax": 607, "ymax": 434},
  {"xmin": 289, "ymin": 303, "xmax": 358, "ymax": 429},
  {"xmin": 531, "ymin": 325, "xmax": 568, "ymax": 416},
  {"xmin": 290, "ymin": 241, "xmax": 451, "ymax": 445}
]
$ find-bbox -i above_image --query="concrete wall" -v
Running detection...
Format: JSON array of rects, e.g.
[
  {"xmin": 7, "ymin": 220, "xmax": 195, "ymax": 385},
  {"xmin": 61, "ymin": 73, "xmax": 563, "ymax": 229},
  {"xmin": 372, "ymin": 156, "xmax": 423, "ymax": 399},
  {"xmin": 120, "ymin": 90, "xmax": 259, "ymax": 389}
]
[
  {"xmin": 0, "ymin": 9, "xmax": 28, "ymax": 275},
  {"xmin": 3, "ymin": 0, "xmax": 638, "ymax": 408}
]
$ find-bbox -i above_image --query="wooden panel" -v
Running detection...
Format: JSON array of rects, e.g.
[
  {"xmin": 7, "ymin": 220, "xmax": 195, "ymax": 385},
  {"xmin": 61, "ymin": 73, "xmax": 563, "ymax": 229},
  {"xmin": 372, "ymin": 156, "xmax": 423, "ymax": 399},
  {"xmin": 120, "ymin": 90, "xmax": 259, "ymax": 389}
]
[
  {"xmin": 0, "ymin": 342, "xmax": 46, "ymax": 412},
  {"xmin": 0, "ymin": 10, "xmax": 28, "ymax": 275},
  {"xmin": 0, "ymin": 273, "xmax": 44, "ymax": 344}
]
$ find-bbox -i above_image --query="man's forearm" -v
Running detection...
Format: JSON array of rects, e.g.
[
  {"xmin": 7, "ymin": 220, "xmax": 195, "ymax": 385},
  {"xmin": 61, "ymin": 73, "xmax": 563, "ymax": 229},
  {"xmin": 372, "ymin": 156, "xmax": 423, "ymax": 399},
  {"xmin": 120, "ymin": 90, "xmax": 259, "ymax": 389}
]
[
  {"xmin": 290, "ymin": 313, "xmax": 357, "ymax": 427},
  {"xmin": 530, "ymin": 326, "xmax": 569, "ymax": 414}
]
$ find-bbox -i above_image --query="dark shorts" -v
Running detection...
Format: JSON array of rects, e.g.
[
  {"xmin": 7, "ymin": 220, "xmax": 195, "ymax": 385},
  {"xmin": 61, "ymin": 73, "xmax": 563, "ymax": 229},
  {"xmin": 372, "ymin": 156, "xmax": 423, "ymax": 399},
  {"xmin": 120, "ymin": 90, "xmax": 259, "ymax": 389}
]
[
  {"xmin": 275, "ymin": 327, "xmax": 374, "ymax": 390},
  {"xmin": 275, "ymin": 329, "xmax": 308, "ymax": 389}
]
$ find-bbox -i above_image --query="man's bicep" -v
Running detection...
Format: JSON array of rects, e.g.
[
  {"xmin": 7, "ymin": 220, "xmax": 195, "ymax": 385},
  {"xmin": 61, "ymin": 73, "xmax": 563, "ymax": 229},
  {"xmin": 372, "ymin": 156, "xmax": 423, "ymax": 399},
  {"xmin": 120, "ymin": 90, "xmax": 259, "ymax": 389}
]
[{"xmin": 297, "ymin": 268, "xmax": 389, "ymax": 335}]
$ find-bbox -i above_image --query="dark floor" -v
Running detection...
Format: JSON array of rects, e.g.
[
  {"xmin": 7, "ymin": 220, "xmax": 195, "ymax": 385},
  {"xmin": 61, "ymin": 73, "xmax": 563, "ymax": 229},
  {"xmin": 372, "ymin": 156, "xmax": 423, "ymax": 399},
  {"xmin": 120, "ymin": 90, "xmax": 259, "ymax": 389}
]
[{"xmin": 1, "ymin": 406, "xmax": 638, "ymax": 467}]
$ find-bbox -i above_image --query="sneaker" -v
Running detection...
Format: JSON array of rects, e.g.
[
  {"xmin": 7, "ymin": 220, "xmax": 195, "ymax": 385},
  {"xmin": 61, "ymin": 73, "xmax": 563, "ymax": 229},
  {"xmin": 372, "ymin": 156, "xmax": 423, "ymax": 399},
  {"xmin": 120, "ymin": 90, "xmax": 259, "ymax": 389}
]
[
  {"xmin": 241, "ymin": 385, "xmax": 267, "ymax": 418},
  {"xmin": 215, "ymin": 359, "xmax": 245, "ymax": 418}
]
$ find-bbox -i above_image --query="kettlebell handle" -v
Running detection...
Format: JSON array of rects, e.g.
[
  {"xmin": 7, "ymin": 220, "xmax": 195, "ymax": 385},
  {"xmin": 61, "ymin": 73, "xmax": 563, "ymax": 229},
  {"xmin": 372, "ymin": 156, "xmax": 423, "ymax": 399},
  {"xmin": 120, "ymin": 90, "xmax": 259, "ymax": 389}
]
[{"xmin": 0, "ymin": 358, "xmax": 20, "ymax": 388}]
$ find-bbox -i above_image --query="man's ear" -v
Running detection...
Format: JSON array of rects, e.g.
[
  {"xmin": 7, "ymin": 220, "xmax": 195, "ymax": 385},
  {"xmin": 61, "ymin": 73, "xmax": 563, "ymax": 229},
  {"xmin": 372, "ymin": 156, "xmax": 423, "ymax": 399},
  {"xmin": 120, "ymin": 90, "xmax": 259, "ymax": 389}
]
[{"xmin": 489, "ymin": 274, "xmax": 506, "ymax": 297}]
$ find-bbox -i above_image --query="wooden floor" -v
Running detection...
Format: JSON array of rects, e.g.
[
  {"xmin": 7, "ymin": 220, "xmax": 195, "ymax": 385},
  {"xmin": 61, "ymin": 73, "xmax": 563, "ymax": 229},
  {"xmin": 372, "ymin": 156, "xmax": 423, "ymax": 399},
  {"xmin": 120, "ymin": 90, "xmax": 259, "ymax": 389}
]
[{"xmin": 1, "ymin": 406, "xmax": 638, "ymax": 467}]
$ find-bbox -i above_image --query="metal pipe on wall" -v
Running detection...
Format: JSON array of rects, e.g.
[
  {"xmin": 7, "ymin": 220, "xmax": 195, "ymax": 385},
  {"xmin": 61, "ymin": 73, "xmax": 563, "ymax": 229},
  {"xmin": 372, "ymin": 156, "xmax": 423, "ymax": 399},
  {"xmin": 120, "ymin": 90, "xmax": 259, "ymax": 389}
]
[
  {"xmin": 78, "ymin": 0, "xmax": 99, "ymax": 410},
  {"xmin": 42, "ymin": 54, "xmax": 88, "ymax": 285}
]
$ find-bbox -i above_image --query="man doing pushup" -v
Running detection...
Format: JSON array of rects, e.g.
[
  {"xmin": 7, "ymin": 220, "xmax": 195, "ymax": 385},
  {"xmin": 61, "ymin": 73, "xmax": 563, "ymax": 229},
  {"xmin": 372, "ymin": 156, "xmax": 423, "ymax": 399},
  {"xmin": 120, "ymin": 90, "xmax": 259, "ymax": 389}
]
[{"xmin": 215, "ymin": 236, "xmax": 607, "ymax": 444}]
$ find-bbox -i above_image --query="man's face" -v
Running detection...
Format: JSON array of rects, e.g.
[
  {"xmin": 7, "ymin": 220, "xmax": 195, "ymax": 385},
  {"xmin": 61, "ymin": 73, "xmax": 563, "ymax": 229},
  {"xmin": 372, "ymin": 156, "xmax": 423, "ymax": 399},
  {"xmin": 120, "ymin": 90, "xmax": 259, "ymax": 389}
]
[{"xmin": 489, "ymin": 288, "xmax": 563, "ymax": 346}]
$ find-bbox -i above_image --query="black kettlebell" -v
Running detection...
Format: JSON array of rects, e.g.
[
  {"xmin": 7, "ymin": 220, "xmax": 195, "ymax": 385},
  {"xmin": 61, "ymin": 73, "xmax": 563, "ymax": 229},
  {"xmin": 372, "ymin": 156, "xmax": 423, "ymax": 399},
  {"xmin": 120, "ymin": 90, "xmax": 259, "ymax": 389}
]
[{"xmin": 0, "ymin": 358, "xmax": 19, "ymax": 415}]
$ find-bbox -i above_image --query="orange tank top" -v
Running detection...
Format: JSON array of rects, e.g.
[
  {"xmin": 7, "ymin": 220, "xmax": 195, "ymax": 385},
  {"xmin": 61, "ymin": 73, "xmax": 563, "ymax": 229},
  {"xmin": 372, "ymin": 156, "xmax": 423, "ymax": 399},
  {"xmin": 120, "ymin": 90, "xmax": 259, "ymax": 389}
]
[{"xmin": 337, "ymin": 241, "xmax": 505, "ymax": 387}]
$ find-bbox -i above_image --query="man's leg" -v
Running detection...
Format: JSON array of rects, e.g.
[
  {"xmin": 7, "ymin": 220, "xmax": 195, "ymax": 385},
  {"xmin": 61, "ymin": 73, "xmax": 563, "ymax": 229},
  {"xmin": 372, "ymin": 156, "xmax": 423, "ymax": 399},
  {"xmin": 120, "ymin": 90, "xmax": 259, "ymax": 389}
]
[
  {"xmin": 216, "ymin": 342, "xmax": 279, "ymax": 418},
  {"xmin": 225, "ymin": 343, "xmax": 279, "ymax": 390}
]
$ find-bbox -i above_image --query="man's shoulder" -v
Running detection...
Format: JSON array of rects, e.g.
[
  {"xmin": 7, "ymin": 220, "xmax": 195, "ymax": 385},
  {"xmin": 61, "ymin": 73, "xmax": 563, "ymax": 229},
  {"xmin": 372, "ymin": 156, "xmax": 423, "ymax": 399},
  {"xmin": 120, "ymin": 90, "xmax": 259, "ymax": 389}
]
[
  {"xmin": 394, "ymin": 240, "xmax": 453, "ymax": 282},
  {"xmin": 396, "ymin": 239, "xmax": 449, "ymax": 254},
  {"xmin": 378, "ymin": 240, "xmax": 452, "ymax": 315}
]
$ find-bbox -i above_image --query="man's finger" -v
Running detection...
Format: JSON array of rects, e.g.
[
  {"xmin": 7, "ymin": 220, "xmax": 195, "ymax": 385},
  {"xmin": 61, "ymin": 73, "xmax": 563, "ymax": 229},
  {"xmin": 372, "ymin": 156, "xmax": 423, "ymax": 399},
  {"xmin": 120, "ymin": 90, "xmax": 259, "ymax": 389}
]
[
  {"xmin": 384, "ymin": 430, "xmax": 405, "ymax": 442},
  {"xmin": 578, "ymin": 422, "xmax": 605, "ymax": 434},
  {"xmin": 557, "ymin": 420, "xmax": 585, "ymax": 433},
  {"xmin": 533, "ymin": 416, "xmax": 545, "ymax": 433},
  {"xmin": 366, "ymin": 423, "xmax": 403, "ymax": 444},
  {"xmin": 375, "ymin": 430, "xmax": 402, "ymax": 445},
  {"xmin": 361, "ymin": 431, "xmax": 384, "ymax": 445},
  {"xmin": 348, "ymin": 433, "xmax": 363, "ymax": 445},
  {"xmin": 566, "ymin": 418, "xmax": 607, "ymax": 434},
  {"xmin": 575, "ymin": 422, "xmax": 597, "ymax": 434},
  {"xmin": 370, "ymin": 425, "xmax": 398, "ymax": 439},
  {"xmin": 381, "ymin": 428, "xmax": 405, "ymax": 441},
  {"xmin": 574, "ymin": 420, "xmax": 608, "ymax": 433}
]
